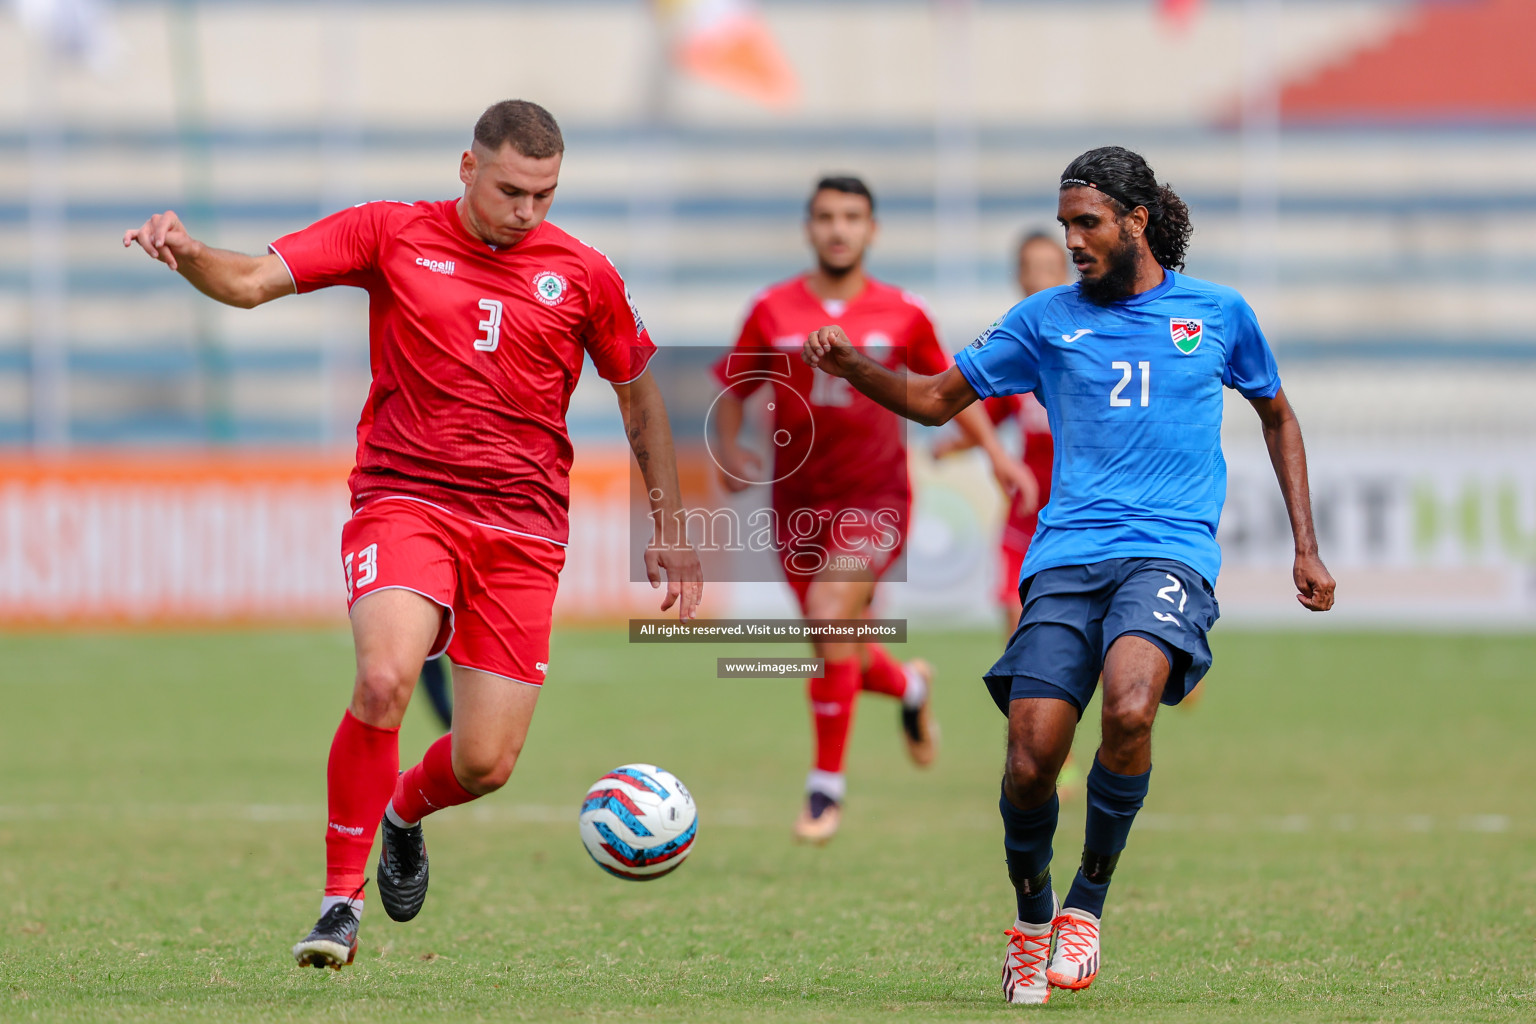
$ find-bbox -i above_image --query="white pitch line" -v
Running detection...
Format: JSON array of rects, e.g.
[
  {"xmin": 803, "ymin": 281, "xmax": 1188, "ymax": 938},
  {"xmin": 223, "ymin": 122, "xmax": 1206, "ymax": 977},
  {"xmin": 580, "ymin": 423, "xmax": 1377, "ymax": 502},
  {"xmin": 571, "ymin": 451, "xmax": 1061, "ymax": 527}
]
[
  {"xmin": 0, "ymin": 803, "xmax": 761, "ymax": 826},
  {"xmin": 1132, "ymin": 812, "xmax": 1512, "ymax": 834},
  {"xmin": 0, "ymin": 806, "xmax": 1518, "ymax": 834}
]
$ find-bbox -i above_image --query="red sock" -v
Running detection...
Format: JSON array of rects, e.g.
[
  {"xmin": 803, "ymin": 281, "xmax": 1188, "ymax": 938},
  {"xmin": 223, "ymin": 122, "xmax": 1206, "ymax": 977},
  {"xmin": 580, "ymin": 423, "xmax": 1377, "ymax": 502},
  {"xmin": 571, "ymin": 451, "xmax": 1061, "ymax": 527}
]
[
  {"xmin": 809, "ymin": 658, "xmax": 861, "ymax": 774},
  {"xmin": 325, "ymin": 710, "xmax": 399, "ymax": 898},
  {"xmin": 391, "ymin": 733, "xmax": 477, "ymax": 824},
  {"xmin": 861, "ymin": 644, "xmax": 909, "ymax": 699}
]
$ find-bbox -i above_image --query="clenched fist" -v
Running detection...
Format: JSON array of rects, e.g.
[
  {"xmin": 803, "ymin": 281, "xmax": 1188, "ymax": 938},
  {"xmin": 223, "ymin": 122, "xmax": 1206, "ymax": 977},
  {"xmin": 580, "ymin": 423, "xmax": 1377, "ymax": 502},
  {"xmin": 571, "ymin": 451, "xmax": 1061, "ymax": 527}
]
[{"xmin": 802, "ymin": 325, "xmax": 861, "ymax": 378}]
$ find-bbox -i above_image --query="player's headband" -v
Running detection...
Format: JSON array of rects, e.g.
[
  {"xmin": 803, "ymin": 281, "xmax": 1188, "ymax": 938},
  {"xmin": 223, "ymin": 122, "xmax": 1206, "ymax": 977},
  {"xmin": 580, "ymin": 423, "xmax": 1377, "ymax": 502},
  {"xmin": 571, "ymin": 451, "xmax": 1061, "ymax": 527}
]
[{"xmin": 1060, "ymin": 177, "xmax": 1137, "ymax": 212}]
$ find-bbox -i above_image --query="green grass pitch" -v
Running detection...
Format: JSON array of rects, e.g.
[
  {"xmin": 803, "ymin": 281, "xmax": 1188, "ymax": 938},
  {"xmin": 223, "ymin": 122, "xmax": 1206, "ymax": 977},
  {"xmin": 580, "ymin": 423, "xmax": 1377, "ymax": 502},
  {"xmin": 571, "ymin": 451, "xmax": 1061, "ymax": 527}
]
[{"xmin": 1, "ymin": 626, "xmax": 1533, "ymax": 1022}]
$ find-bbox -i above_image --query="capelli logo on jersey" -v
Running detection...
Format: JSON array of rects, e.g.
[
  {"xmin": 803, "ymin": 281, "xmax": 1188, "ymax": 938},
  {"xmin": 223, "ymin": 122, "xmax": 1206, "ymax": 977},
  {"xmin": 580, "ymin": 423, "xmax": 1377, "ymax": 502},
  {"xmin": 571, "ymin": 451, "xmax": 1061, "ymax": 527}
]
[
  {"xmin": 532, "ymin": 271, "xmax": 568, "ymax": 306},
  {"xmin": 625, "ymin": 288, "xmax": 645, "ymax": 334},
  {"xmin": 415, "ymin": 257, "xmax": 456, "ymax": 276}
]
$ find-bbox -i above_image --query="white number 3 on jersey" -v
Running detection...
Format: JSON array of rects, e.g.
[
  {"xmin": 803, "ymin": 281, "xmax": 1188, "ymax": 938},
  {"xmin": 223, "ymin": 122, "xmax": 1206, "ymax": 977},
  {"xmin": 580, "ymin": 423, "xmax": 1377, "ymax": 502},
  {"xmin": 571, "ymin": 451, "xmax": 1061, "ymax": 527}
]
[{"xmin": 475, "ymin": 298, "xmax": 503, "ymax": 352}]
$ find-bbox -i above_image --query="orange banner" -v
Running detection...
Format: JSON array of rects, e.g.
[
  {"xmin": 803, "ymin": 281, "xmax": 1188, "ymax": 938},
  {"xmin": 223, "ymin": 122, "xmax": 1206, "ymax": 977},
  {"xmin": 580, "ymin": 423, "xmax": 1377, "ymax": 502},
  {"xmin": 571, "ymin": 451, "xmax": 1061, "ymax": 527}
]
[{"xmin": 0, "ymin": 451, "xmax": 649, "ymax": 626}]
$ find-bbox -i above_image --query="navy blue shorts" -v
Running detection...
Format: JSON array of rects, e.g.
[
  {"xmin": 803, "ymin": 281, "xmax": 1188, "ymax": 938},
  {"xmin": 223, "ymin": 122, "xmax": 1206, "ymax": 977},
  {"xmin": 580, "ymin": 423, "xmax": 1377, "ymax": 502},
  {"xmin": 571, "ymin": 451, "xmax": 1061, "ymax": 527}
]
[{"xmin": 984, "ymin": 557, "xmax": 1219, "ymax": 717}]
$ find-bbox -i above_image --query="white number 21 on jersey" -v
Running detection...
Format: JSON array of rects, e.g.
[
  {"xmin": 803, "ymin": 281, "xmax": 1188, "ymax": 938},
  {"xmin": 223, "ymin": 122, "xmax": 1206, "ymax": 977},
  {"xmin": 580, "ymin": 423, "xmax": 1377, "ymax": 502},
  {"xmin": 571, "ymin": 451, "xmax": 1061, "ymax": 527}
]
[
  {"xmin": 1110, "ymin": 360, "xmax": 1151, "ymax": 408},
  {"xmin": 475, "ymin": 298, "xmax": 503, "ymax": 352}
]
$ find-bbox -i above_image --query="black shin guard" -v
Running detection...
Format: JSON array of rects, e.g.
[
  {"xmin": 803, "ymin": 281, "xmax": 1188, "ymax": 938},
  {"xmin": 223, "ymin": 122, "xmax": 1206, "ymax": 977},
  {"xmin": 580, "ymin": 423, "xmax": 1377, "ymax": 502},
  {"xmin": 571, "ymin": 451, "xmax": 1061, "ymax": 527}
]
[
  {"xmin": 1079, "ymin": 849, "xmax": 1120, "ymax": 886},
  {"xmin": 1009, "ymin": 863, "xmax": 1052, "ymax": 899}
]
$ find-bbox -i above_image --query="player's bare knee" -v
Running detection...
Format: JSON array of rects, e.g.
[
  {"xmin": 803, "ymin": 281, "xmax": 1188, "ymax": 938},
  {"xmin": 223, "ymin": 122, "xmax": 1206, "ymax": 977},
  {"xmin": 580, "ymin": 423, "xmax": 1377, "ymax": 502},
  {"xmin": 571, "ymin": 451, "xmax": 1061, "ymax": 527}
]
[
  {"xmin": 460, "ymin": 765, "xmax": 512, "ymax": 795},
  {"xmin": 1100, "ymin": 692, "xmax": 1157, "ymax": 750},
  {"xmin": 1003, "ymin": 745, "xmax": 1056, "ymax": 806},
  {"xmin": 803, "ymin": 577, "xmax": 872, "ymax": 630},
  {"xmin": 817, "ymin": 640, "xmax": 858, "ymax": 662},
  {"xmin": 454, "ymin": 751, "xmax": 519, "ymax": 794},
  {"xmin": 351, "ymin": 662, "xmax": 416, "ymax": 725}
]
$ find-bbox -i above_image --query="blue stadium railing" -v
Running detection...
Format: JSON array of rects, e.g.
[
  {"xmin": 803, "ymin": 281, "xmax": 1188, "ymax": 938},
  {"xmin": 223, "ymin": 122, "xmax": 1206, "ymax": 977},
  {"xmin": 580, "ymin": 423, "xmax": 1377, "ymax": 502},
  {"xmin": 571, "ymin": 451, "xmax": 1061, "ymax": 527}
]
[{"xmin": 3, "ymin": 123, "xmax": 1534, "ymax": 445}]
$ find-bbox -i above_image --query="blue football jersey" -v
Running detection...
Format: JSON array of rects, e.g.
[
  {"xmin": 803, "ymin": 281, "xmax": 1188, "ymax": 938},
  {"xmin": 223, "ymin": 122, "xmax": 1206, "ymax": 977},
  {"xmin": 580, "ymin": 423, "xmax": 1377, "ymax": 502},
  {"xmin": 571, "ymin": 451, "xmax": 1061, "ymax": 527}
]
[{"xmin": 953, "ymin": 270, "xmax": 1280, "ymax": 586}]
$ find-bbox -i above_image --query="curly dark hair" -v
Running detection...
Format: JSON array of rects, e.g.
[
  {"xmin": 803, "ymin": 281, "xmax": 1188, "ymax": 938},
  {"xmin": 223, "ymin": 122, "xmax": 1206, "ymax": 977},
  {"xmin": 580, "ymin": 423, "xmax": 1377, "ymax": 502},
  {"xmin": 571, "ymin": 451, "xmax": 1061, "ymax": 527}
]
[{"xmin": 1060, "ymin": 146, "xmax": 1192, "ymax": 272}]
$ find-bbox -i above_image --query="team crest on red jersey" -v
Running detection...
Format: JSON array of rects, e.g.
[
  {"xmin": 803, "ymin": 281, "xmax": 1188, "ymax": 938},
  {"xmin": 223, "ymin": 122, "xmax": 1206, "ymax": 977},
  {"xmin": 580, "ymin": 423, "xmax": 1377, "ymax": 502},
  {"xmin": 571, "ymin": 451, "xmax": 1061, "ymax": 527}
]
[
  {"xmin": 532, "ymin": 270, "xmax": 569, "ymax": 306},
  {"xmin": 1170, "ymin": 317, "xmax": 1203, "ymax": 354}
]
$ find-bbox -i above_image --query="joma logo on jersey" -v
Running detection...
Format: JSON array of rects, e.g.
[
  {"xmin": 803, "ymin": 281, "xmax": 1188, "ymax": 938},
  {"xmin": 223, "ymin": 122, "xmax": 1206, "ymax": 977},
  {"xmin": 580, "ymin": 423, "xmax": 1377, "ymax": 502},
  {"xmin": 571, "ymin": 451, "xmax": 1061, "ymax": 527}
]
[
  {"xmin": 415, "ymin": 257, "xmax": 455, "ymax": 275},
  {"xmin": 532, "ymin": 271, "xmax": 568, "ymax": 306},
  {"xmin": 1170, "ymin": 318, "xmax": 1203, "ymax": 354}
]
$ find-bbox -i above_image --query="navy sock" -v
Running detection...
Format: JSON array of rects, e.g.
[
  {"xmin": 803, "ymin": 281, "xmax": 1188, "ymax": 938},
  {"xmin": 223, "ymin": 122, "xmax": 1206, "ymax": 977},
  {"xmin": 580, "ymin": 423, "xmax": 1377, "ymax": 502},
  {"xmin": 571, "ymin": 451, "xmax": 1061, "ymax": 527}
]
[
  {"xmin": 999, "ymin": 785, "xmax": 1059, "ymax": 925},
  {"xmin": 1064, "ymin": 758, "xmax": 1150, "ymax": 917}
]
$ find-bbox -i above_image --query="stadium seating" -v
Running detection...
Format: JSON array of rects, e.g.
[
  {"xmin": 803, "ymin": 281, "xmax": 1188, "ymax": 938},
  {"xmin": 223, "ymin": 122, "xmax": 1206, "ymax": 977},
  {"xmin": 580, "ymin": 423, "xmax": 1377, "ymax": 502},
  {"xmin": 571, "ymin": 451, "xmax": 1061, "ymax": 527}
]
[{"xmin": 0, "ymin": 0, "xmax": 1531, "ymax": 447}]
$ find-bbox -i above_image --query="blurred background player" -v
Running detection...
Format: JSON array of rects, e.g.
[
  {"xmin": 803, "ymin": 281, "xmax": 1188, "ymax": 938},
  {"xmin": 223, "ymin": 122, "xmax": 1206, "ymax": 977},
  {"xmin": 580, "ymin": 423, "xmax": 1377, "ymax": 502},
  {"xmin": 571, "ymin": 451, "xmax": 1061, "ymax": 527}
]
[
  {"xmin": 936, "ymin": 230, "xmax": 1065, "ymax": 629},
  {"xmin": 418, "ymin": 656, "xmax": 452, "ymax": 732},
  {"xmin": 803, "ymin": 146, "xmax": 1334, "ymax": 1004},
  {"xmin": 711, "ymin": 176, "xmax": 1031, "ymax": 843},
  {"xmin": 934, "ymin": 230, "xmax": 1082, "ymax": 799},
  {"xmin": 123, "ymin": 100, "xmax": 702, "ymax": 969}
]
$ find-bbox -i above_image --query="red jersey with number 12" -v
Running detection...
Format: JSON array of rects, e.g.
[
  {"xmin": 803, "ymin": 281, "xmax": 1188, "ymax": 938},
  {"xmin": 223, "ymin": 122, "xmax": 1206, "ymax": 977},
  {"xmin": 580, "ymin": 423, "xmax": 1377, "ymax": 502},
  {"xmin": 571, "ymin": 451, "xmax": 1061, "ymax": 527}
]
[
  {"xmin": 270, "ymin": 200, "xmax": 654, "ymax": 545},
  {"xmin": 714, "ymin": 276, "xmax": 949, "ymax": 509}
]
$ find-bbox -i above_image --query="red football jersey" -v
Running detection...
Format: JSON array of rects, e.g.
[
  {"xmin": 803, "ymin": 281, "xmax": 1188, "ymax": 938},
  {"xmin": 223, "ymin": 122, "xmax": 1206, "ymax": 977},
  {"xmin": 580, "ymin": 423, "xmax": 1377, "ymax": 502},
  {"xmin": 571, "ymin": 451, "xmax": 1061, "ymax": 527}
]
[
  {"xmin": 270, "ymin": 200, "xmax": 654, "ymax": 545},
  {"xmin": 985, "ymin": 393, "xmax": 1054, "ymax": 554},
  {"xmin": 714, "ymin": 276, "xmax": 949, "ymax": 510}
]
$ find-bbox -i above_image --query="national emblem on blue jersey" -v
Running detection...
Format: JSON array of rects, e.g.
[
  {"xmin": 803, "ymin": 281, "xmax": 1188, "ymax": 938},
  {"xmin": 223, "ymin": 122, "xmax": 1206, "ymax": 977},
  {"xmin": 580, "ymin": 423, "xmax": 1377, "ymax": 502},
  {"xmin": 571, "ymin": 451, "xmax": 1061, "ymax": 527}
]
[{"xmin": 1169, "ymin": 318, "xmax": 1202, "ymax": 354}]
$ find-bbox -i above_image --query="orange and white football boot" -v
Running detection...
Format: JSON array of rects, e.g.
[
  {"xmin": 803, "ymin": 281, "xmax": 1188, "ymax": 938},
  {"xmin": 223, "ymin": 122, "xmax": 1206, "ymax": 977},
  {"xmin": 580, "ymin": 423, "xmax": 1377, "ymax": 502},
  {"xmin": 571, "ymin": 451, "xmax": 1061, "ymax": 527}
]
[
  {"xmin": 1046, "ymin": 907, "xmax": 1101, "ymax": 991},
  {"xmin": 1001, "ymin": 894, "xmax": 1059, "ymax": 1005}
]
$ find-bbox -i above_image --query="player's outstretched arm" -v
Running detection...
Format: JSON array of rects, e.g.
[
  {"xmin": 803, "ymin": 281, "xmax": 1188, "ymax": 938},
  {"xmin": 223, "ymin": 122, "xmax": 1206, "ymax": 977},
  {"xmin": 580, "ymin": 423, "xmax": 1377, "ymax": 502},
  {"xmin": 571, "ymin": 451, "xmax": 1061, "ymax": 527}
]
[
  {"xmin": 953, "ymin": 403, "xmax": 1039, "ymax": 510},
  {"xmin": 122, "ymin": 210, "xmax": 295, "ymax": 309},
  {"xmin": 707, "ymin": 391, "xmax": 762, "ymax": 493},
  {"xmin": 1250, "ymin": 388, "xmax": 1336, "ymax": 612},
  {"xmin": 614, "ymin": 369, "xmax": 703, "ymax": 621},
  {"xmin": 802, "ymin": 325, "xmax": 978, "ymax": 427}
]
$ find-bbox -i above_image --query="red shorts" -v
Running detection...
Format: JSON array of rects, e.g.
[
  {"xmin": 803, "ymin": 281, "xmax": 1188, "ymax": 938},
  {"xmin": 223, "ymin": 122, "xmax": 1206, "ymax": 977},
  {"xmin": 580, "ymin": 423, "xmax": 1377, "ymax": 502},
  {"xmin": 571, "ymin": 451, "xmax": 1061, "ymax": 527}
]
[
  {"xmin": 997, "ymin": 542, "xmax": 1027, "ymax": 607},
  {"xmin": 341, "ymin": 498, "xmax": 566, "ymax": 685},
  {"xmin": 997, "ymin": 502, "xmax": 1040, "ymax": 607},
  {"xmin": 777, "ymin": 503, "xmax": 909, "ymax": 613}
]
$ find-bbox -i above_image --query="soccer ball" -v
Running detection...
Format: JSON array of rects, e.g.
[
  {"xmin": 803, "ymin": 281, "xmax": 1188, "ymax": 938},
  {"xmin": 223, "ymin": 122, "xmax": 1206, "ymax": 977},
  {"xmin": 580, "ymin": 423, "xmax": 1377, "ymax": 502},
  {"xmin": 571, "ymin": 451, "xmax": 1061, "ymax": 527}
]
[{"xmin": 578, "ymin": 763, "xmax": 697, "ymax": 880}]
